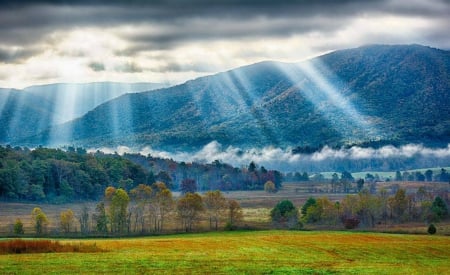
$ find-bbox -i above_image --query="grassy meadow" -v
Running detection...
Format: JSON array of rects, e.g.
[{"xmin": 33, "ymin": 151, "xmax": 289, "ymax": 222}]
[{"xmin": 0, "ymin": 230, "xmax": 449, "ymax": 274}]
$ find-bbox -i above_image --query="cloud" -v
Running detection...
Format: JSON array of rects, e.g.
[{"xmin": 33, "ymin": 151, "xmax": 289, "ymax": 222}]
[
  {"xmin": 0, "ymin": 46, "xmax": 39, "ymax": 63},
  {"xmin": 0, "ymin": 0, "xmax": 449, "ymax": 87},
  {"xmin": 90, "ymin": 141, "xmax": 450, "ymax": 172},
  {"xmin": 88, "ymin": 61, "xmax": 105, "ymax": 71},
  {"xmin": 115, "ymin": 62, "xmax": 143, "ymax": 73}
]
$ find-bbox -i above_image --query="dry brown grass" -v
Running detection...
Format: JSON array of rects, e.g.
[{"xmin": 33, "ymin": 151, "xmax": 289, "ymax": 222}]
[{"xmin": 0, "ymin": 239, "xmax": 104, "ymax": 254}]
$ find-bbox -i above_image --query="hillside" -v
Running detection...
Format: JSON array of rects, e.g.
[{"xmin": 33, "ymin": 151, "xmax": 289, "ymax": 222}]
[
  {"xmin": 0, "ymin": 82, "xmax": 165, "ymax": 143},
  {"xmin": 0, "ymin": 88, "xmax": 56, "ymax": 142},
  {"xmin": 18, "ymin": 45, "xmax": 450, "ymax": 150}
]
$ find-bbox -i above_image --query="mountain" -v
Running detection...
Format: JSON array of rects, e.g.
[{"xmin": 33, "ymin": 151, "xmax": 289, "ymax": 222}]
[
  {"xmin": 0, "ymin": 82, "xmax": 166, "ymax": 143},
  {"xmin": 23, "ymin": 82, "xmax": 167, "ymax": 123},
  {"xmin": 0, "ymin": 88, "xmax": 56, "ymax": 142},
  {"xmin": 17, "ymin": 45, "xmax": 450, "ymax": 150}
]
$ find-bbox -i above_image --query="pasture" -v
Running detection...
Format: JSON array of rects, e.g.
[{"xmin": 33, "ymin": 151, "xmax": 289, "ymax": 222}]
[{"xmin": 0, "ymin": 231, "xmax": 449, "ymax": 274}]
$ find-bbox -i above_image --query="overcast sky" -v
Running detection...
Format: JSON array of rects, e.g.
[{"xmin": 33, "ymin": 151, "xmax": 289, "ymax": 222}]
[{"xmin": 0, "ymin": 0, "xmax": 449, "ymax": 88}]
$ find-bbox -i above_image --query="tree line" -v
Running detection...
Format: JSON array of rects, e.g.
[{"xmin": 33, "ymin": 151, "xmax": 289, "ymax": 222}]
[
  {"xmin": 270, "ymin": 187, "xmax": 448, "ymax": 231},
  {"xmin": 0, "ymin": 146, "xmax": 282, "ymax": 203},
  {"xmin": 11, "ymin": 183, "xmax": 243, "ymax": 236}
]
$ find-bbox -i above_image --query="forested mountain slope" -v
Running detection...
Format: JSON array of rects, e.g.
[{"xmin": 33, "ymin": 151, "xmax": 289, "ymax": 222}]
[{"xmin": 20, "ymin": 45, "xmax": 450, "ymax": 151}]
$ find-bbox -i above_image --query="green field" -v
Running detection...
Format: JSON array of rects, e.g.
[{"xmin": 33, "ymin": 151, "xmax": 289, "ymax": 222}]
[{"xmin": 0, "ymin": 231, "xmax": 449, "ymax": 274}]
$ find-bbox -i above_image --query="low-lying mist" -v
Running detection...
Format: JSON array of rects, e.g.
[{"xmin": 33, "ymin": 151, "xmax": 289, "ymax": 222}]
[{"xmin": 91, "ymin": 141, "xmax": 450, "ymax": 172}]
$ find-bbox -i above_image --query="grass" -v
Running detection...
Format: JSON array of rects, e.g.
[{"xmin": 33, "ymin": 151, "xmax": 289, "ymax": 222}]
[
  {"xmin": 0, "ymin": 230, "xmax": 449, "ymax": 274},
  {"xmin": 0, "ymin": 239, "xmax": 103, "ymax": 254}
]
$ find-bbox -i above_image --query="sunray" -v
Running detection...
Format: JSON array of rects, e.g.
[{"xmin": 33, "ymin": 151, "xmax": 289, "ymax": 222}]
[{"xmin": 276, "ymin": 60, "xmax": 381, "ymax": 143}]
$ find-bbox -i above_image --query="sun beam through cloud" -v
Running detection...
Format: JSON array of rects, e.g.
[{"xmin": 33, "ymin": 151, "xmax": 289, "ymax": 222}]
[{"xmin": 275, "ymin": 59, "xmax": 382, "ymax": 144}]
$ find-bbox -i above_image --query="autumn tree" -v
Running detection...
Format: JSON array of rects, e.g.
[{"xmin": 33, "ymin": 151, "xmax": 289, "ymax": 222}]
[
  {"xmin": 108, "ymin": 188, "xmax": 130, "ymax": 234},
  {"xmin": 203, "ymin": 190, "xmax": 227, "ymax": 230},
  {"xmin": 264, "ymin": 181, "xmax": 277, "ymax": 193},
  {"xmin": 31, "ymin": 207, "xmax": 48, "ymax": 235},
  {"xmin": 356, "ymin": 189, "xmax": 380, "ymax": 227},
  {"xmin": 315, "ymin": 197, "xmax": 338, "ymax": 225},
  {"xmin": 177, "ymin": 192, "xmax": 203, "ymax": 232},
  {"xmin": 130, "ymin": 184, "xmax": 152, "ymax": 233},
  {"xmin": 227, "ymin": 199, "xmax": 243, "ymax": 230},
  {"xmin": 60, "ymin": 209, "xmax": 75, "ymax": 234},
  {"xmin": 153, "ymin": 182, "xmax": 174, "ymax": 232}
]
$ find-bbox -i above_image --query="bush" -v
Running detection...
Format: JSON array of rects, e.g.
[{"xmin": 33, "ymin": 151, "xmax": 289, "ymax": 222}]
[
  {"xmin": 427, "ymin": 224, "xmax": 437, "ymax": 235},
  {"xmin": 224, "ymin": 221, "xmax": 236, "ymax": 231},
  {"xmin": 343, "ymin": 217, "xmax": 360, "ymax": 229}
]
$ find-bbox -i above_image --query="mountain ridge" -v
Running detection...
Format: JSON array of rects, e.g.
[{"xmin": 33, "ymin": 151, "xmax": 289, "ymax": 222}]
[
  {"xmin": 11, "ymin": 44, "xmax": 450, "ymax": 151},
  {"xmin": 0, "ymin": 82, "xmax": 166, "ymax": 143}
]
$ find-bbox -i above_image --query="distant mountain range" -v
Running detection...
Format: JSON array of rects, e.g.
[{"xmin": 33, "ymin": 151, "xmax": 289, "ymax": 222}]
[
  {"xmin": 0, "ymin": 82, "xmax": 166, "ymax": 143},
  {"xmin": 4, "ymin": 44, "xmax": 450, "ymax": 152}
]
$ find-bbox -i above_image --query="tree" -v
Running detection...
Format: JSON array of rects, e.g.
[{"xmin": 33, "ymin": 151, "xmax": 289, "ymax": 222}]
[
  {"xmin": 130, "ymin": 184, "xmax": 152, "ymax": 233},
  {"xmin": 94, "ymin": 202, "xmax": 108, "ymax": 234},
  {"xmin": 203, "ymin": 190, "xmax": 227, "ymax": 230},
  {"xmin": 264, "ymin": 181, "xmax": 277, "ymax": 193},
  {"xmin": 395, "ymin": 171, "xmax": 402, "ymax": 181},
  {"xmin": 79, "ymin": 205, "xmax": 90, "ymax": 234},
  {"xmin": 331, "ymin": 173, "xmax": 339, "ymax": 193},
  {"xmin": 301, "ymin": 197, "xmax": 317, "ymax": 216},
  {"xmin": 430, "ymin": 196, "xmax": 448, "ymax": 222},
  {"xmin": 356, "ymin": 178, "xmax": 364, "ymax": 192},
  {"xmin": 31, "ymin": 207, "xmax": 48, "ymax": 235},
  {"xmin": 180, "ymin": 178, "xmax": 197, "ymax": 194},
  {"xmin": 153, "ymin": 182, "xmax": 174, "ymax": 233},
  {"xmin": 341, "ymin": 171, "xmax": 354, "ymax": 193},
  {"xmin": 356, "ymin": 189, "xmax": 380, "ymax": 227},
  {"xmin": 177, "ymin": 193, "xmax": 203, "ymax": 232},
  {"xmin": 415, "ymin": 172, "xmax": 425, "ymax": 182},
  {"xmin": 392, "ymin": 188, "xmax": 408, "ymax": 222},
  {"xmin": 13, "ymin": 218, "xmax": 24, "ymax": 235},
  {"xmin": 227, "ymin": 199, "xmax": 243, "ymax": 230},
  {"xmin": 108, "ymin": 188, "xmax": 130, "ymax": 234},
  {"xmin": 425, "ymin": 170, "xmax": 433, "ymax": 182},
  {"xmin": 60, "ymin": 209, "xmax": 75, "ymax": 234},
  {"xmin": 270, "ymin": 200, "xmax": 298, "ymax": 228}
]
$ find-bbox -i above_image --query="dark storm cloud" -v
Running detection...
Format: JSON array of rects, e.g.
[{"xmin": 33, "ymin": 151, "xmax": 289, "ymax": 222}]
[
  {"xmin": 0, "ymin": 46, "xmax": 40, "ymax": 63},
  {"xmin": 0, "ymin": 0, "xmax": 448, "ymax": 61}
]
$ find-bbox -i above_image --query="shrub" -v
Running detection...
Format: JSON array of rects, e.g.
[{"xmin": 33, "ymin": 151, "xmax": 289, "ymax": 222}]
[
  {"xmin": 343, "ymin": 217, "xmax": 360, "ymax": 229},
  {"xmin": 427, "ymin": 224, "xmax": 437, "ymax": 235}
]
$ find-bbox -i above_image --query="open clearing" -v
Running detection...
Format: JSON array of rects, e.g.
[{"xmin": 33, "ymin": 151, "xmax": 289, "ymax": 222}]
[{"xmin": 0, "ymin": 230, "xmax": 449, "ymax": 274}]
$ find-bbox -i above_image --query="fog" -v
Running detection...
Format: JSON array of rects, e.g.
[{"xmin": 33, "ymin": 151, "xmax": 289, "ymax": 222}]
[{"xmin": 91, "ymin": 141, "xmax": 450, "ymax": 172}]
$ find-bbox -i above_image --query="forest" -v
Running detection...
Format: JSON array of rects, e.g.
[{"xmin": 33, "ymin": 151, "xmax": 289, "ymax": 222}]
[{"xmin": 0, "ymin": 146, "xmax": 282, "ymax": 203}]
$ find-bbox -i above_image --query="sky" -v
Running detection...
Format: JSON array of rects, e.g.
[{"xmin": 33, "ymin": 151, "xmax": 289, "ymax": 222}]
[{"xmin": 0, "ymin": 0, "xmax": 449, "ymax": 89}]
